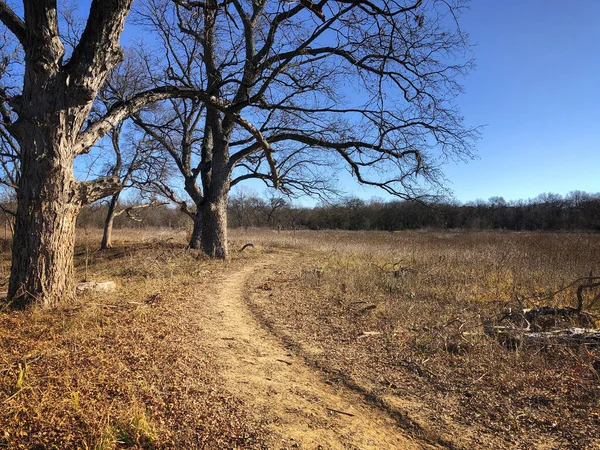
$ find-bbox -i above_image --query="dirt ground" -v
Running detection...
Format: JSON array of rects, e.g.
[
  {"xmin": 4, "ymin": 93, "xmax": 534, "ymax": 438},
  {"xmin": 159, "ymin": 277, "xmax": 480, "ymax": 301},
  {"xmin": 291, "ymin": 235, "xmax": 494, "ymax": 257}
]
[{"xmin": 198, "ymin": 251, "xmax": 430, "ymax": 450}]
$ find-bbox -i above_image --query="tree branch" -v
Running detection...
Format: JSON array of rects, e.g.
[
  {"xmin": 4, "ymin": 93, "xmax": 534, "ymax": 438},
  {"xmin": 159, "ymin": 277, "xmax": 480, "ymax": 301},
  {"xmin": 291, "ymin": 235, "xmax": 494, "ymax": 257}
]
[
  {"xmin": 76, "ymin": 176, "xmax": 122, "ymax": 205},
  {"xmin": 0, "ymin": 1, "xmax": 25, "ymax": 45},
  {"xmin": 66, "ymin": 0, "xmax": 134, "ymax": 80},
  {"xmin": 74, "ymin": 86, "xmax": 223, "ymax": 154}
]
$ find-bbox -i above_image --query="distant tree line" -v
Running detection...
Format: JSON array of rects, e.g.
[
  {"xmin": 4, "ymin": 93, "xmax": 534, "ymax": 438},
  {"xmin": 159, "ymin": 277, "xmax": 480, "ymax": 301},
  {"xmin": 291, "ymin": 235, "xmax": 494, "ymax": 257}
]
[
  {"xmin": 297, "ymin": 191, "xmax": 600, "ymax": 231},
  {"xmin": 2, "ymin": 190, "xmax": 595, "ymax": 235},
  {"xmin": 1, "ymin": 190, "xmax": 593, "ymax": 236}
]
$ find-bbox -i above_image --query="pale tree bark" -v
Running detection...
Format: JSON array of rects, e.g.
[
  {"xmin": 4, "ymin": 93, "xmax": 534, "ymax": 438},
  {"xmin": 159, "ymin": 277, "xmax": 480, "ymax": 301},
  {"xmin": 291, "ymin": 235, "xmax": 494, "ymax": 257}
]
[
  {"xmin": 199, "ymin": 197, "xmax": 228, "ymax": 258},
  {"xmin": 100, "ymin": 195, "xmax": 167, "ymax": 249},
  {"xmin": 100, "ymin": 192, "xmax": 119, "ymax": 250}
]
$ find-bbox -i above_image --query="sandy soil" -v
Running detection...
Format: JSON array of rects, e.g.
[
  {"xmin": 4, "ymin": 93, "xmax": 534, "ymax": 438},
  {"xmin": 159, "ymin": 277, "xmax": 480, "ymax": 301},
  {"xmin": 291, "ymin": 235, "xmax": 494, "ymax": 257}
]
[{"xmin": 199, "ymin": 253, "xmax": 430, "ymax": 450}]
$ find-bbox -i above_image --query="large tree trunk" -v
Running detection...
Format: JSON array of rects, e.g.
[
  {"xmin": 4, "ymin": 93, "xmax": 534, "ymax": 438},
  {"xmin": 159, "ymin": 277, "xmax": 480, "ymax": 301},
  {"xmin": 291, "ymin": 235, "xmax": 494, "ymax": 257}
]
[
  {"xmin": 189, "ymin": 209, "xmax": 202, "ymax": 249},
  {"xmin": 8, "ymin": 125, "xmax": 81, "ymax": 308},
  {"xmin": 199, "ymin": 158, "xmax": 230, "ymax": 259},
  {"xmin": 1, "ymin": 0, "xmax": 134, "ymax": 307},
  {"xmin": 198, "ymin": 100, "xmax": 232, "ymax": 259},
  {"xmin": 101, "ymin": 193, "xmax": 119, "ymax": 250},
  {"xmin": 200, "ymin": 196, "xmax": 229, "ymax": 259}
]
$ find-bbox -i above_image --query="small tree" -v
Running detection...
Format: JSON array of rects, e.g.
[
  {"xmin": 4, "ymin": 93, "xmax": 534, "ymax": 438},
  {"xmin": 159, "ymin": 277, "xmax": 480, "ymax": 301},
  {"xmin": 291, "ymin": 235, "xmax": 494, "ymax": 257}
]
[
  {"xmin": 264, "ymin": 192, "xmax": 289, "ymax": 229},
  {"xmin": 99, "ymin": 127, "xmax": 168, "ymax": 249},
  {"xmin": 96, "ymin": 56, "xmax": 169, "ymax": 249}
]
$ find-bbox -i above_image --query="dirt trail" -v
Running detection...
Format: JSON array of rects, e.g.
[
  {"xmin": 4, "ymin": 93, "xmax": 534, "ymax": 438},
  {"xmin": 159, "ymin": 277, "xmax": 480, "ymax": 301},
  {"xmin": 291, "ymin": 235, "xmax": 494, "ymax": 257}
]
[{"xmin": 201, "ymin": 254, "xmax": 428, "ymax": 450}]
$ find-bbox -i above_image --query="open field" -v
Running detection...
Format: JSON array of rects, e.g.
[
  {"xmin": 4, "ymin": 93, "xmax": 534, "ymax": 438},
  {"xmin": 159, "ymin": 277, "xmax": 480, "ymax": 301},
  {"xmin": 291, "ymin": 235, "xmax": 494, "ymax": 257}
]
[
  {"xmin": 241, "ymin": 229, "xmax": 600, "ymax": 449},
  {"xmin": 1, "ymin": 228, "xmax": 599, "ymax": 449}
]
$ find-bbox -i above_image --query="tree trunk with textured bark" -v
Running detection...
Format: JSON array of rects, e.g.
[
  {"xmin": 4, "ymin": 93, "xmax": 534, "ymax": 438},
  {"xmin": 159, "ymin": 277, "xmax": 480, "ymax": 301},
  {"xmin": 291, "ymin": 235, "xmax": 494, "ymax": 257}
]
[
  {"xmin": 1, "ymin": 0, "xmax": 134, "ymax": 307},
  {"xmin": 8, "ymin": 122, "xmax": 81, "ymax": 307},
  {"xmin": 200, "ymin": 196, "xmax": 229, "ymax": 259},
  {"xmin": 199, "ymin": 136, "xmax": 230, "ymax": 259},
  {"xmin": 188, "ymin": 209, "xmax": 202, "ymax": 249}
]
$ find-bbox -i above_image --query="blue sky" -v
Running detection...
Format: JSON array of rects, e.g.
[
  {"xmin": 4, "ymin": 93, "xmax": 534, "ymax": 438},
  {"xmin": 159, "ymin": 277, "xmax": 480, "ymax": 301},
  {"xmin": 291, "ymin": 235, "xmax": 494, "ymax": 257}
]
[
  {"xmin": 441, "ymin": 0, "xmax": 600, "ymax": 203},
  {"xmin": 232, "ymin": 0, "xmax": 600, "ymax": 204}
]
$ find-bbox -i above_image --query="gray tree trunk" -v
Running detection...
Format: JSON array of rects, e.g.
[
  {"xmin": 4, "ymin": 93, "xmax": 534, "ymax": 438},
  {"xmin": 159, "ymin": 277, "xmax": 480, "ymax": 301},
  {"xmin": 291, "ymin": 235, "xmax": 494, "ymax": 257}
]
[
  {"xmin": 189, "ymin": 209, "xmax": 202, "ymax": 249},
  {"xmin": 100, "ymin": 193, "xmax": 120, "ymax": 250},
  {"xmin": 200, "ymin": 197, "xmax": 229, "ymax": 259},
  {"xmin": 199, "ymin": 145, "xmax": 230, "ymax": 259}
]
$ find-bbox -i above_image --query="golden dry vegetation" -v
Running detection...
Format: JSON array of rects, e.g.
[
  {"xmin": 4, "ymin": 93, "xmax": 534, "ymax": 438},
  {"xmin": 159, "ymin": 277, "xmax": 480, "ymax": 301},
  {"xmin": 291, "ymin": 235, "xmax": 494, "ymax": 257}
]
[
  {"xmin": 1, "ymin": 227, "xmax": 599, "ymax": 449},
  {"xmin": 0, "ymin": 229, "xmax": 267, "ymax": 450},
  {"xmin": 241, "ymin": 229, "xmax": 600, "ymax": 449}
]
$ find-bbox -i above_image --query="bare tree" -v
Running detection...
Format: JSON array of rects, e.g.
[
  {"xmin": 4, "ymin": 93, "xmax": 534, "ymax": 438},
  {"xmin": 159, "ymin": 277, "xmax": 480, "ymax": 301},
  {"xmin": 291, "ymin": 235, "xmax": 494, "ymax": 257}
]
[
  {"xmin": 96, "ymin": 53, "xmax": 170, "ymax": 249},
  {"xmin": 264, "ymin": 191, "xmax": 288, "ymax": 229},
  {"xmin": 132, "ymin": 97, "xmax": 208, "ymax": 248},
  {"xmin": 133, "ymin": 0, "xmax": 476, "ymax": 259},
  {"xmin": 0, "ymin": 1, "xmax": 230, "ymax": 307},
  {"xmin": 131, "ymin": 7, "xmax": 334, "ymax": 250},
  {"xmin": 98, "ymin": 126, "xmax": 168, "ymax": 249},
  {"xmin": 0, "ymin": 1, "xmax": 141, "ymax": 306}
]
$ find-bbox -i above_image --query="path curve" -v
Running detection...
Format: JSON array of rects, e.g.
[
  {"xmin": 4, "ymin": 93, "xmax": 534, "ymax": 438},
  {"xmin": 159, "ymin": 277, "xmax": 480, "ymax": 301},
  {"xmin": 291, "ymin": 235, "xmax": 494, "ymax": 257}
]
[{"xmin": 201, "ymin": 254, "xmax": 427, "ymax": 449}]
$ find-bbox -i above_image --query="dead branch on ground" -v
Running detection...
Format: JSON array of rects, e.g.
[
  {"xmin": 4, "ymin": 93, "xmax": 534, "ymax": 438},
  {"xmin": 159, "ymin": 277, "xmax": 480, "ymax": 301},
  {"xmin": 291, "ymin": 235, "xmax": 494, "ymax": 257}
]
[{"xmin": 487, "ymin": 276, "xmax": 600, "ymax": 348}]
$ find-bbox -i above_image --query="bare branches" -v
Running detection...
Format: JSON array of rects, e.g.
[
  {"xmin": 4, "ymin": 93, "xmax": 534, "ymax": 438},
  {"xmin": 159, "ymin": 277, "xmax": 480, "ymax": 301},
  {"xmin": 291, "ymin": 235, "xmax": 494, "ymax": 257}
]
[
  {"xmin": 75, "ymin": 86, "xmax": 219, "ymax": 154},
  {"xmin": 113, "ymin": 199, "xmax": 168, "ymax": 220},
  {"xmin": 0, "ymin": 2, "xmax": 25, "ymax": 45},
  {"xmin": 113, "ymin": 0, "xmax": 475, "ymax": 256}
]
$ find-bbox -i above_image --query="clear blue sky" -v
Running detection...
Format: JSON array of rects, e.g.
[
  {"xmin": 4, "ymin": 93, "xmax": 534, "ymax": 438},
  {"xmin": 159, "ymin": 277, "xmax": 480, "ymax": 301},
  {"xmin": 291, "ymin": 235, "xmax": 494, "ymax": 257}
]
[{"xmin": 441, "ymin": 0, "xmax": 600, "ymax": 203}]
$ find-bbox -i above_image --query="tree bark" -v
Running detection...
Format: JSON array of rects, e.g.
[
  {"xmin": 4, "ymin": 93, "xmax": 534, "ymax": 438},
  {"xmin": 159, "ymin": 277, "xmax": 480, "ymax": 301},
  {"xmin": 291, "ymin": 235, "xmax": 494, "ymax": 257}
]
[
  {"xmin": 8, "ymin": 124, "xmax": 81, "ymax": 308},
  {"xmin": 100, "ymin": 193, "xmax": 120, "ymax": 250},
  {"xmin": 200, "ymin": 197, "xmax": 228, "ymax": 259},
  {"xmin": 189, "ymin": 209, "xmax": 202, "ymax": 249},
  {"xmin": 199, "ymin": 152, "xmax": 230, "ymax": 259}
]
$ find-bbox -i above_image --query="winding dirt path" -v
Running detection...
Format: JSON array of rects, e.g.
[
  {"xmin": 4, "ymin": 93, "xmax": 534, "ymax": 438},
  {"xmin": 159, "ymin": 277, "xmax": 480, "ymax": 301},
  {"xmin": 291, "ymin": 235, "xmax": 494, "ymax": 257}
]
[{"xmin": 201, "ymin": 254, "xmax": 427, "ymax": 449}]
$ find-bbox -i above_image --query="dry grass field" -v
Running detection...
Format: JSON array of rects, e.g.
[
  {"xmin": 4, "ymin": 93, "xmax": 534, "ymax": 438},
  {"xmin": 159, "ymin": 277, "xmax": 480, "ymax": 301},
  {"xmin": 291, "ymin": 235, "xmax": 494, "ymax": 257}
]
[
  {"xmin": 0, "ymin": 229, "xmax": 267, "ymax": 450},
  {"xmin": 241, "ymin": 229, "xmax": 600, "ymax": 449},
  {"xmin": 1, "ymin": 227, "xmax": 599, "ymax": 449}
]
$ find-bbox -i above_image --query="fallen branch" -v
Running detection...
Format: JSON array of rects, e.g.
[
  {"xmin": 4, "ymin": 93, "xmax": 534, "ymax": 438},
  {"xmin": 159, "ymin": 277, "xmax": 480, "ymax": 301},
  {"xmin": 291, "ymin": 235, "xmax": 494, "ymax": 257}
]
[
  {"xmin": 520, "ymin": 276, "xmax": 600, "ymax": 307},
  {"xmin": 359, "ymin": 305, "xmax": 376, "ymax": 314},
  {"xmin": 577, "ymin": 280, "xmax": 600, "ymax": 312},
  {"xmin": 501, "ymin": 306, "xmax": 595, "ymax": 330},
  {"xmin": 357, "ymin": 331, "xmax": 381, "ymax": 339},
  {"xmin": 499, "ymin": 276, "xmax": 600, "ymax": 331},
  {"xmin": 485, "ymin": 326, "xmax": 600, "ymax": 347},
  {"xmin": 326, "ymin": 407, "xmax": 355, "ymax": 417},
  {"xmin": 239, "ymin": 243, "xmax": 255, "ymax": 252}
]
